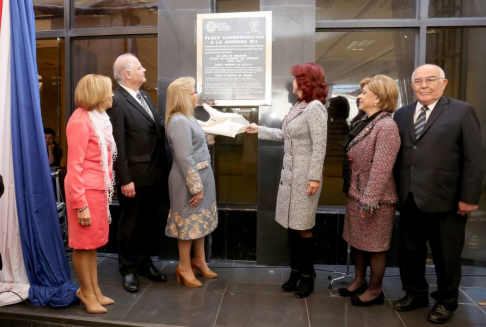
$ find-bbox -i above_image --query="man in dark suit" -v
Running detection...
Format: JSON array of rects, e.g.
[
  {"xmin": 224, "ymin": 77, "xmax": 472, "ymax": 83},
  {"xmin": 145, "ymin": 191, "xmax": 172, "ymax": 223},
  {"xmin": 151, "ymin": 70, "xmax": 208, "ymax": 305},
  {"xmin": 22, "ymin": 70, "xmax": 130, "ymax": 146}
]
[
  {"xmin": 108, "ymin": 53, "xmax": 168, "ymax": 292},
  {"xmin": 393, "ymin": 64, "xmax": 485, "ymax": 324}
]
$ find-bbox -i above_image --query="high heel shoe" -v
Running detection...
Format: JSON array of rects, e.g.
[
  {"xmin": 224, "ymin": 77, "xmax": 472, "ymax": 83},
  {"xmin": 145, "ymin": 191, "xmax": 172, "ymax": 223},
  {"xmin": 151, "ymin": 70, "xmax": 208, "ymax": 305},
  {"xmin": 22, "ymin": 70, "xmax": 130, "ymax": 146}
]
[
  {"xmin": 96, "ymin": 295, "xmax": 115, "ymax": 306},
  {"xmin": 338, "ymin": 281, "xmax": 368, "ymax": 297},
  {"xmin": 175, "ymin": 266, "xmax": 203, "ymax": 287},
  {"xmin": 77, "ymin": 289, "xmax": 107, "ymax": 314},
  {"xmin": 350, "ymin": 291, "xmax": 384, "ymax": 307},
  {"xmin": 191, "ymin": 259, "xmax": 218, "ymax": 279}
]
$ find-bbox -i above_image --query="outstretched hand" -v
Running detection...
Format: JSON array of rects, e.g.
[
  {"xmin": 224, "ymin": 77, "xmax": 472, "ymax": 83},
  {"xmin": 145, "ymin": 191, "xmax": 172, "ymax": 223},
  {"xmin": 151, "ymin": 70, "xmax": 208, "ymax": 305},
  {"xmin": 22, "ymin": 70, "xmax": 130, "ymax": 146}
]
[{"xmin": 245, "ymin": 123, "xmax": 259, "ymax": 134}]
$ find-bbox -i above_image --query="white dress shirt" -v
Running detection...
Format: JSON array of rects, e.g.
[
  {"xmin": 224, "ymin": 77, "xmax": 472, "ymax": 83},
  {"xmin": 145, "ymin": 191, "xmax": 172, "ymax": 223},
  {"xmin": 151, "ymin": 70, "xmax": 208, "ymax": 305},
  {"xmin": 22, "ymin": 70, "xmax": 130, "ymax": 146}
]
[
  {"xmin": 414, "ymin": 100, "xmax": 439, "ymax": 123},
  {"xmin": 119, "ymin": 84, "xmax": 143, "ymax": 106}
]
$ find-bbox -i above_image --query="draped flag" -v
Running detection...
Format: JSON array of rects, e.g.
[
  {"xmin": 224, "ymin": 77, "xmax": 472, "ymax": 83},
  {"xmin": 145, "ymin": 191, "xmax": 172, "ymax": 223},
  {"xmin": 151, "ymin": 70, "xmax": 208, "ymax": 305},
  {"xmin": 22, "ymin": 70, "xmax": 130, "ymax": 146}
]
[{"xmin": 0, "ymin": 0, "xmax": 77, "ymax": 307}]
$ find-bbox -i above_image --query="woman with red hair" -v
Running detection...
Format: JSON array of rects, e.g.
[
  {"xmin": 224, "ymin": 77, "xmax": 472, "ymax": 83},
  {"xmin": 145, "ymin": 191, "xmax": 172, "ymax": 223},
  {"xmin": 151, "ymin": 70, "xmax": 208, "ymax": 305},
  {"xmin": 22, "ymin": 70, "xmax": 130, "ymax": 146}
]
[{"xmin": 246, "ymin": 63, "xmax": 328, "ymax": 298}]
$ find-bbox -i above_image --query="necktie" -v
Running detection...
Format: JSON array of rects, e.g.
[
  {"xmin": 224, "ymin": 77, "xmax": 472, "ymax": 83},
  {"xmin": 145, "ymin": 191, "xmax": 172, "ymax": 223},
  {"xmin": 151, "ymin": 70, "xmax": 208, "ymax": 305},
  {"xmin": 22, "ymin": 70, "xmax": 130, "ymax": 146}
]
[
  {"xmin": 136, "ymin": 92, "xmax": 154, "ymax": 121},
  {"xmin": 415, "ymin": 106, "xmax": 429, "ymax": 139}
]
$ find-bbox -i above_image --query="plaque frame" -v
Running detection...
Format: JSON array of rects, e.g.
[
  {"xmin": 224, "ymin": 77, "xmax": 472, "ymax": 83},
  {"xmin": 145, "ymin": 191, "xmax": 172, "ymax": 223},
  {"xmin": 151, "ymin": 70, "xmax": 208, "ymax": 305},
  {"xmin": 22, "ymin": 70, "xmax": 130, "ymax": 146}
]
[{"xmin": 197, "ymin": 11, "xmax": 272, "ymax": 106}]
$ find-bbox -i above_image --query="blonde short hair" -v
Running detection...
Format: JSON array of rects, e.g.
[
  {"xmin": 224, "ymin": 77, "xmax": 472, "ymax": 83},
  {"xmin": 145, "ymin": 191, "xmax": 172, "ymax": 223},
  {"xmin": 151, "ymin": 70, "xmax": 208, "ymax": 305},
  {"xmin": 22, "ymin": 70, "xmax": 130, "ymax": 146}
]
[
  {"xmin": 360, "ymin": 74, "xmax": 398, "ymax": 113},
  {"xmin": 75, "ymin": 74, "xmax": 113, "ymax": 111},
  {"xmin": 165, "ymin": 77, "xmax": 195, "ymax": 131}
]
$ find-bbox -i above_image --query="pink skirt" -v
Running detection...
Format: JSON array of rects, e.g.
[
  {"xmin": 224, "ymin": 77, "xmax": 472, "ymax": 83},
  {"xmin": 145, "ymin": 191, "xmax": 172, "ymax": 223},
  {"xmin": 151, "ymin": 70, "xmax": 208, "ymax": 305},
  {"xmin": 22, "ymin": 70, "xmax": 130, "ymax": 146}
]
[
  {"xmin": 66, "ymin": 187, "xmax": 109, "ymax": 250},
  {"xmin": 343, "ymin": 197, "xmax": 395, "ymax": 252}
]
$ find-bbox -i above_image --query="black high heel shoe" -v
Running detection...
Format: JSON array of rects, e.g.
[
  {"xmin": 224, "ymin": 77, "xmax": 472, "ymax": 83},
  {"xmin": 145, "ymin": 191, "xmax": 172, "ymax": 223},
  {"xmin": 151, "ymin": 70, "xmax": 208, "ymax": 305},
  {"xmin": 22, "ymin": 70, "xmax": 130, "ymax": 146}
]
[
  {"xmin": 350, "ymin": 291, "xmax": 384, "ymax": 307},
  {"xmin": 338, "ymin": 281, "xmax": 368, "ymax": 297},
  {"xmin": 282, "ymin": 270, "xmax": 300, "ymax": 292}
]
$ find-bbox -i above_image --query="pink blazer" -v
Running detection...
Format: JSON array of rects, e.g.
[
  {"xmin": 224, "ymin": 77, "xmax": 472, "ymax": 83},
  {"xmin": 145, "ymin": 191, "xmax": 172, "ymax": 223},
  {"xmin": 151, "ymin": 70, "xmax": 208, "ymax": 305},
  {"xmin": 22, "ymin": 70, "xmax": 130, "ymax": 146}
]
[
  {"xmin": 65, "ymin": 108, "xmax": 113, "ymax": 210},
  {"xmin": 346, "ymin": 112, "xmax": 401, "ymax": 213}
]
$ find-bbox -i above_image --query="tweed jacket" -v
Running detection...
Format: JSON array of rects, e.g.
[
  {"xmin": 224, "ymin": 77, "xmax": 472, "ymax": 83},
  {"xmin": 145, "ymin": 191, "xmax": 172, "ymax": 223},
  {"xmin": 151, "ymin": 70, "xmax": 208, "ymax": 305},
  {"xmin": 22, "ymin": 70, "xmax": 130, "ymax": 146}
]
[
  {"xmin": 346, "ymin": 112, "xmax": 400, "ymax": 213},
  {"xmin": 259, "ymin": 100, "xmax": 327, "ymax": 230}
]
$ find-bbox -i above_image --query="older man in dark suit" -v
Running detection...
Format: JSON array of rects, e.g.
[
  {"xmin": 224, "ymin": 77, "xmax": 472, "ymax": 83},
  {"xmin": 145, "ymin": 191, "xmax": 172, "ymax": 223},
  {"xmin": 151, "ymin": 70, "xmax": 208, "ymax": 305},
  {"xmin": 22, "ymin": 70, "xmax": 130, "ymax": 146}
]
[
  {"xmin": 108, "ymin": 53, "xmax": 168, "ymax": 292},
  {"xmin": 393, "ymin": 64, "xmax": 485, "ymax": 324}
]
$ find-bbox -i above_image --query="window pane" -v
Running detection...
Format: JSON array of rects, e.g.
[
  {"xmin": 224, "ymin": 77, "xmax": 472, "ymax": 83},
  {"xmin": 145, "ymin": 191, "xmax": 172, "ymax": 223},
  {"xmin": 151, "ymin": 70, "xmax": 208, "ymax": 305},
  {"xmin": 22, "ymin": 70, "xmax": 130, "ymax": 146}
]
[
  {"xmin": 426, "ymin": 27, "xmax": 486, "ymax": 263},
  {"xmin": 316, "ymin": 29, "xmax": 416, "ymax": 206},
  {"xmin": 429, "ymin": 0, "xmax": 486, "ymax": 18},
  {"xmin": 316, "ymin": 0, "xmax": 416, "ymax": 20},
  {"xmin": 210, "ymin": 108, "xmax": 258, "ymax": 204},
  {"xmin": 213, "ymin": 0, "xmax": 260, "ymax": 204},
  {"xmin": 34, "ymin": 0, "xmax": 64, "ymax": 31},
  {"xmin": 74, "ymin": 0, "xmax": 157, "ymax": 29},
  {"xmin": 216, "ymin": 0, "xmax": 259, "ymax": 13},
  {"xmin": 37, "ymin": 38, "xmax": 66, "ymax": 167},
  {"xmin": 72, "ymin": 36, "xmax": 158, "ymax": 106}
]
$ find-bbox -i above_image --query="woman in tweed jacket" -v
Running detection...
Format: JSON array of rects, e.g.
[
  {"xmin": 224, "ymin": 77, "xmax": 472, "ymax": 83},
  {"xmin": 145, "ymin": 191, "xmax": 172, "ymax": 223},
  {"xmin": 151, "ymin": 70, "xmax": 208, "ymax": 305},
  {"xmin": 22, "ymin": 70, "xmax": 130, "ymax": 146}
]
[
  {"xmin": 246, "ymin": 63, "xmax": 328, "ymax": 298},
  {"xmin": 338, "ymin": 75, "xmax": 401, "ymax": 307}
]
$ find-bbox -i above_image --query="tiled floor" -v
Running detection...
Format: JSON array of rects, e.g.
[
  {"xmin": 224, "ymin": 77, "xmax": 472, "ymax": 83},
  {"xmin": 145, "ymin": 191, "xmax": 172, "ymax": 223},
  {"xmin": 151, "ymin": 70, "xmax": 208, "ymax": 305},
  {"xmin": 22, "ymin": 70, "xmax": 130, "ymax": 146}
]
[{"xmin": 0, "ymin": 256, "xmax": 485, "ymax": 326}]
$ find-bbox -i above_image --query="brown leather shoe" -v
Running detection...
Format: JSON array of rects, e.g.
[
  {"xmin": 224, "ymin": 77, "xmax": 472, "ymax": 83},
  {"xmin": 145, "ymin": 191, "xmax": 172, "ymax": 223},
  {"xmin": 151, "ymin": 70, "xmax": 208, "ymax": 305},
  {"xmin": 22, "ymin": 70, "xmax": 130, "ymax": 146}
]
[
  {"xmin": 176, "ymin": 266, "xmax": 202, "ymax": 287},
  {"xmin": 191, "ymin": 259, "xmax": 218, "ymax": 279}
]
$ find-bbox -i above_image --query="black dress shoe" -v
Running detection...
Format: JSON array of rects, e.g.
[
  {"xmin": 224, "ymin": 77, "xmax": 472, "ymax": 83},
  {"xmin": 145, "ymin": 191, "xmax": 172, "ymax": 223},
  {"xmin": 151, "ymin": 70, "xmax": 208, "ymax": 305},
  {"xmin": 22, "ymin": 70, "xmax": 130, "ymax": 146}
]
[
  {"xmin": 393, "ymin": 294, "xmax": 429, "ymax": 312},
  {"xmin": 338, "ymin": 282, "xmax": 368, "ymax": 297},
  {"xmin": 428, "ymin": 303, "xmax": 453, "ymax": 324},
  {"xmin": 350, "ymin": 291, "xmax": 384, "ymax": 306},
  {"xmin": 123, "ymin": 274, "xmax": 139, "ymax": 293},
  {"xmin": 138, "ymin": 266, "xmax": 167, "ymax": 282}
]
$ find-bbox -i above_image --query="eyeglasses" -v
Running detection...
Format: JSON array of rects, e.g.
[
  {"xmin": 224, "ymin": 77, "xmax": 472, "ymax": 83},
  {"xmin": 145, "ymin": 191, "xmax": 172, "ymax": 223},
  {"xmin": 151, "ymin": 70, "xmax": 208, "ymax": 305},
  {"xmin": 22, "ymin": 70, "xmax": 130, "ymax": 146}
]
[
  {"xmin": 412, "ymin": 77, "xmax": 444, "ymax": 86},
  {"xmin": 191, "ymin": 91, "xmax": 199, "ymax": 95}
]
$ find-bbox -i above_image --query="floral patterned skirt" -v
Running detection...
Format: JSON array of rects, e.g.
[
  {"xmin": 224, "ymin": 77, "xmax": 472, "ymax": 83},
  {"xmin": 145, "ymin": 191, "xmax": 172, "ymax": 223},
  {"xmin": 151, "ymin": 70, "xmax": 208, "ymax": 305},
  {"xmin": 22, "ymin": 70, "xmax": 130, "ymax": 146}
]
[{"xmin": 165, "ymin": 164, "xmax": 218, "ymax": 240}]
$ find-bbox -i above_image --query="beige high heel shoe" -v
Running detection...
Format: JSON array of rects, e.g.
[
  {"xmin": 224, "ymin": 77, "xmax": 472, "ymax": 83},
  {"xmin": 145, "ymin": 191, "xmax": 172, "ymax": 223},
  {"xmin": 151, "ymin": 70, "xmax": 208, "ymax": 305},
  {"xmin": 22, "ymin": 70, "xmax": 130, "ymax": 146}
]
[
  {"xmin": 175, "ymin": 266, "xmax": 202, "ymax": 287},
  {"xmin": 96, "ymin": 295, "xmax": 115, "ymax": 306},
  {"xmin": 77, "ymin": 289, "xmax": 107, "ymax": 314},
  {"xmin": 191, "ymin": 259, "xmax": 218, "ymax": 279}
]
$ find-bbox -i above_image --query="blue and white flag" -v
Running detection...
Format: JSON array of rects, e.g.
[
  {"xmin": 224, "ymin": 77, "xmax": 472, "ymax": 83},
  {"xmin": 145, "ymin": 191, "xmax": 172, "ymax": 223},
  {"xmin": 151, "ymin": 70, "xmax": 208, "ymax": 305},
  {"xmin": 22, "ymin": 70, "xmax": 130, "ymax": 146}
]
[{"xmin": 0, "ymin": 0, "xmax": 77, "ymax": 307}]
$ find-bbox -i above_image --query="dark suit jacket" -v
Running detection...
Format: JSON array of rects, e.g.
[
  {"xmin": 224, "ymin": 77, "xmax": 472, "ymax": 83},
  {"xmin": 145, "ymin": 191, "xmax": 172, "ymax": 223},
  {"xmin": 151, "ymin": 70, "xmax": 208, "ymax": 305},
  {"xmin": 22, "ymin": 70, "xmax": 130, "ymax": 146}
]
[
  {"xmin": 108, "ymin": 86, "xmax": 167, "ymax": 188},
  {"xmin": 394, "ymin": 96, "xmax": 485, "ymax": 212}
]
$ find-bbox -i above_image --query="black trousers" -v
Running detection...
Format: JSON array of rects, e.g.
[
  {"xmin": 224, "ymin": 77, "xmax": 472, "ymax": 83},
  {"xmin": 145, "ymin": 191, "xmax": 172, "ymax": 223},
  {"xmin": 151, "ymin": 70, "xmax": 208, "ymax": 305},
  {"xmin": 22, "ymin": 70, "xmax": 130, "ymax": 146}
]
[
  {"xmin": 117, "ymin": 184, "xmax": 162, "ymax": 276},
  {"xmin": 399, "ymin": 193, "xmax": 466, "ymax": 311}
]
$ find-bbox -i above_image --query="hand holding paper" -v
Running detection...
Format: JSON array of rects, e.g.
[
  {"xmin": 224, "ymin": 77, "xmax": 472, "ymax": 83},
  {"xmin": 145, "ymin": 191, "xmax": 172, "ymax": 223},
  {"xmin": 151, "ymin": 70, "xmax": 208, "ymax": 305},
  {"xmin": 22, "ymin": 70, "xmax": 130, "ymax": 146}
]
[{"xmin": 197, "ymin": 103, "xmax": 250, "ymax": 138}]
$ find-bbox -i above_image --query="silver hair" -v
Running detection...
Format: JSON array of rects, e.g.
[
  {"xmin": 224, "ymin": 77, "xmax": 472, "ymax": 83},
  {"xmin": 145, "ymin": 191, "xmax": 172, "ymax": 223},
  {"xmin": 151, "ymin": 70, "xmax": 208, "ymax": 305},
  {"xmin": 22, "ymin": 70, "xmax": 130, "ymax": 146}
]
[
  {"xmin": 411, "ymin": 64, "xmax": 446, "ymax": 81},
  {"xmin": 113, "ymin": 53, "xmax": 136, "ymax": 83}
]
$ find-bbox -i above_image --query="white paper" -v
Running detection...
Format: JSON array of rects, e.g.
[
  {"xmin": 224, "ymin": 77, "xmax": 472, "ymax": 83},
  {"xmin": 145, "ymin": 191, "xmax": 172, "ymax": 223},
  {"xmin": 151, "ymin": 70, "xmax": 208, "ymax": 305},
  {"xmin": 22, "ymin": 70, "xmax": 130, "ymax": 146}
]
[{"xmin": 197, "ymin": 103, "xmax": 249, "ymax": 138}]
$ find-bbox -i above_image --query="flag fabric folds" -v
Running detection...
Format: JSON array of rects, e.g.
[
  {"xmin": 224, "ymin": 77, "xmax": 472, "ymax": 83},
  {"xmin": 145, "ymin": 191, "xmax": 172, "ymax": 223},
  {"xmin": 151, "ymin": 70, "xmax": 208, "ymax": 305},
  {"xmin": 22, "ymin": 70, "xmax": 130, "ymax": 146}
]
[{"xmin": 0, "ymin": 0, "xmax": 77, "ymax": 307}]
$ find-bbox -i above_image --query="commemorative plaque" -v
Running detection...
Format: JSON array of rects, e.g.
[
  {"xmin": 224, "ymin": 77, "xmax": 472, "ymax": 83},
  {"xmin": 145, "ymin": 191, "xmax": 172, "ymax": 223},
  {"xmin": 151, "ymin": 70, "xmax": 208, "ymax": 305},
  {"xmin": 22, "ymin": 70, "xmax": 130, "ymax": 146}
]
[{"xmin": 197, "ymin": 12, "xmax": 272, "ymax": 106}]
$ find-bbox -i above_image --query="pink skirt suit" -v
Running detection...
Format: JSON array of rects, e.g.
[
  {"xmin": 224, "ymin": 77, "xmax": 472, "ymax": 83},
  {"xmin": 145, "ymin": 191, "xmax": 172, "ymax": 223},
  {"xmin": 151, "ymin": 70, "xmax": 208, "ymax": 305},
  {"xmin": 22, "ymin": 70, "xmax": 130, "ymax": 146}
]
[
  {"xmin": 65, "ymin": 108, "xmax": 113, "ymax": 250},
  {"xmin": 343, "ymin": 113, "xmax": 401, "ymax": 252}
]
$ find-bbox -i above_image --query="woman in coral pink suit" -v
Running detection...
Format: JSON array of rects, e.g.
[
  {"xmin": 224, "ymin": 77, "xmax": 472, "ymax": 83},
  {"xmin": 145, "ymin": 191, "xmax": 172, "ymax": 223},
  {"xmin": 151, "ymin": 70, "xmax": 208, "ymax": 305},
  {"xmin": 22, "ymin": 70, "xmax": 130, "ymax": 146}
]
[{"xmin": 65, "ymin": 74, "xmax": 117, "ymax": 314}]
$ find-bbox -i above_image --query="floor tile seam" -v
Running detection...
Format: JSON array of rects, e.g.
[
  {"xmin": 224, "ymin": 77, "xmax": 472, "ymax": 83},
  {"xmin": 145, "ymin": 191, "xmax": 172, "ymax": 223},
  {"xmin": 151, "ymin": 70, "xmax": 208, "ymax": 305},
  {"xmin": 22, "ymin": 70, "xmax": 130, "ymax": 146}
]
[
  {"xmin": 225, "ymin": 289, "xmax": 298, "ymax": 296},
  {"xmin": 389, "ymin": 300, "xmax": 407, "ymax": 327},
  {"xmin": 212, "ymin": 285, "xmax": 228, "ymax": 327},
  {"xmin": 304, "ymin": 298, "xmax": 311, "ymax": 327},
  {"xmin": 459, "ymin": 288, "xmax": 486, "ymax": 315},
  {"xmin": 228, "ymin": 280, "xmax": 283, "ymax": 285},
  {"xmin": 120, "ymin": 281, "xmax": 153, "ymax": 322}
]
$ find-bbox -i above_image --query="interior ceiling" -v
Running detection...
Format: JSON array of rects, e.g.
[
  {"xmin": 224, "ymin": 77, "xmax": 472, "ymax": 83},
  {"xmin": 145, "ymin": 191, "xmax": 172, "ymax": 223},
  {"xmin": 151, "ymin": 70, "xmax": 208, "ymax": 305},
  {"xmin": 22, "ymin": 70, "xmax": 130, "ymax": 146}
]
[{"xmin": 316, "ymin": 30, "xmax": 414, "ymax": 85}]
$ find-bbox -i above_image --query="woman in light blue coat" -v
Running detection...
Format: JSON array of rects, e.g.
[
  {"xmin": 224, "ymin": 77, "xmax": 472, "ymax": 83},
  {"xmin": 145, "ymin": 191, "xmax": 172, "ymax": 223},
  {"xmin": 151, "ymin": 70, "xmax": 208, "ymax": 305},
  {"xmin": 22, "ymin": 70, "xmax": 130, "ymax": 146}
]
[{"xmin": 165, "ymin": 77, "xmax": 218, "ymax": 287}]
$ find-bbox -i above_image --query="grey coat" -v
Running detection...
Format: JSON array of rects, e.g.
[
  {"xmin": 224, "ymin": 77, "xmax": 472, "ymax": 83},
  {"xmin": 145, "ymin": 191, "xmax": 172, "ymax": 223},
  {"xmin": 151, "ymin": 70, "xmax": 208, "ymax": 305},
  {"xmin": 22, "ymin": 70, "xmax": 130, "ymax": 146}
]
[
  {"xmin": 259, "ymin": 100, "xmax": 328, "ymax": 230},
  {"xmin": 165, "ymin": 114, "xmax": 218, "ymax": 240}
]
